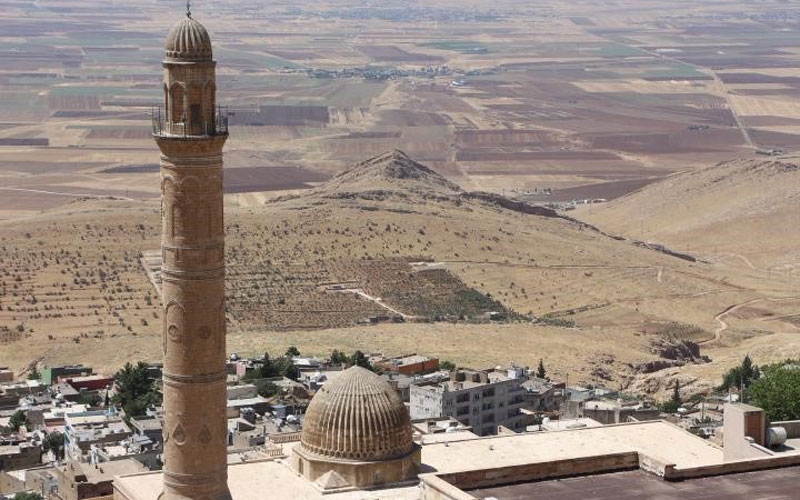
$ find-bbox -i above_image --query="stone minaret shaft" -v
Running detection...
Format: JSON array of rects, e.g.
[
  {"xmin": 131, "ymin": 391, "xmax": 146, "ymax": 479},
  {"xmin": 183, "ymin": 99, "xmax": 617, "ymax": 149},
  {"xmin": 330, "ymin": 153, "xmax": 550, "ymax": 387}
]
[{"xmin": 155, "ymin": 14, "xmax": 230, "ymax": 500}]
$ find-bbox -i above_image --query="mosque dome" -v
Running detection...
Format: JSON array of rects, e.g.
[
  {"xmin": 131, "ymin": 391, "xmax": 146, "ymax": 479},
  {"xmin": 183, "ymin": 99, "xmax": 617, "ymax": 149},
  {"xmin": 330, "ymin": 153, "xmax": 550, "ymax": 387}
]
[
  {"xmin": 300, "ymin": 366, "xmax": 414, "ymax": 461},
  {"xmin": 164, "ymin": 16, "xmax": 213, "ymax": 62}
]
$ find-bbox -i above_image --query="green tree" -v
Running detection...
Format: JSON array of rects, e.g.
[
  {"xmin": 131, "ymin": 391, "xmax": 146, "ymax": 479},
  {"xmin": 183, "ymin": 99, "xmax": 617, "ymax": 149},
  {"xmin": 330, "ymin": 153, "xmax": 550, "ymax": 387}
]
[
  {"xmin": 255, "ymin": 380, "xmax": 281, "ymax": 398},
  {"xmin": 14, "ymin": 492, "xmax": 43, "ymax": 500},
  {"xmin": 330, "ymin": 349, "xmax": 349, "ymax": 365},
  {"xmin": 749, "ymin": 361, "xmax": 800, "ymax": 421},
  {"xmin": 272, "ymin": 356, "xmax": 299, "ymax": 381},
  {"xmin": 78, "ymin": 392, "xmax": 102, "ymax": 407},
  {"xmin": 113, "ymin": 362, "xmax": 161, "ymax": 420},
  {"xmin": 352, "ymin": 350, "xmax": 371, "ymax": 370},
  {"xmin": 440, "ymin": 360, "xmax": 456, "ymax": 371},
  {"xmin": 718, "ymin": 354, "xmax": 760, "ymax": 392},
  {"xmin": 245, "ymin": 353, "xmax": 299, "ymax": 381},
  {"xmin": 27, "ymin": 366, "xmax": 41, "ymax": 381},
  {"xmin": 661, "ymin": 380, "xmax": 681, "ymax": 414},
  {"xmin": 42, "ymin": 431, "xmax": 65, "ymax": 461},
  {"xmin": 9, "ymin": 410, "xmax": 28, "ymax": 432},
  {"xmin": 536, "ymin": 359, "xmax": 547, "ymax": 379},
  {"xmin": 285, "ymin": 346, "xmax": 300, "ymax": 357}
]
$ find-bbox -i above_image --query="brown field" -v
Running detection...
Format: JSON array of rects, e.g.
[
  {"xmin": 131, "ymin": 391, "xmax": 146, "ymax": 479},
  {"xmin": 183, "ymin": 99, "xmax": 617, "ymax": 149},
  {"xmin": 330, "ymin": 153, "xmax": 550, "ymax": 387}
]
[
  {"xmin": 2, "ymin": 153, "xmax": 798, "ymax": 399},
  {"xmin": 357, "ymin": 46, "xmax": 442, "ymax": 62}
]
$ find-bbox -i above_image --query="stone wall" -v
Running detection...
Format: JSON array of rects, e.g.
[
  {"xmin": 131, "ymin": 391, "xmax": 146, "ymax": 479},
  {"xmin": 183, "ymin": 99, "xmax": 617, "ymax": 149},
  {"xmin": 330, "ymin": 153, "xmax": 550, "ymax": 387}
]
[{"xmin": 433, "ymin": 452, "xmax": 639, "ymax": 491}]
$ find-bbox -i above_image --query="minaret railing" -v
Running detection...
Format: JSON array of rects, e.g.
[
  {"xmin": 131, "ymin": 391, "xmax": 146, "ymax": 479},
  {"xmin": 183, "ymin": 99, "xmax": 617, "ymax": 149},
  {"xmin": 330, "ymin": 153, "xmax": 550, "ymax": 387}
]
[{"xmin": 151, "ymin": 105, "xmax": 229, "ymax": 137}]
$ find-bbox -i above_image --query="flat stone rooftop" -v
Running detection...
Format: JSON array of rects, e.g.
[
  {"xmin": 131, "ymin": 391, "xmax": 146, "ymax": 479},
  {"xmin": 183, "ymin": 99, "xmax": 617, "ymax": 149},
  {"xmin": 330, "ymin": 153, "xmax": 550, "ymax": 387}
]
[
  {"xmin": 422, "ymin": 420, "xmax": 724, "ymax": 474},
  {"xmin": 469, "ymin": 467, "xmax": 800, "ymax": 500},
  {"xmin": 115, "ymin": 420, "xmax": 800, "ymax": 500},
  {"xmin": 114, "ymin": 459, "xmax": 420, "ymax": 500}
]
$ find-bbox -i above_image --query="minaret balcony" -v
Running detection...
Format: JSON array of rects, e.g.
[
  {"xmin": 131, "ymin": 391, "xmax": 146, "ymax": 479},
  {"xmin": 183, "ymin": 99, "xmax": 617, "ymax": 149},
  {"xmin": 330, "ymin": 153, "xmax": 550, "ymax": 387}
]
[{"xmin": 151, "ymin": 105, "xmax": 229, "ymax": 139}]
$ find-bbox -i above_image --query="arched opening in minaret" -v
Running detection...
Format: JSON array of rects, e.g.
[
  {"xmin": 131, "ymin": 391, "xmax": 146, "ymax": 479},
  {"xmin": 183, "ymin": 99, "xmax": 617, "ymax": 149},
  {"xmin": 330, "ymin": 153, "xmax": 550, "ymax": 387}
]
[
  {"xmin": 170, "ymin": 83, "xmax": 185, "ymax": 126},
  {"xmin": 204, "ymin": 81, "xmax": 216, "ymax": 134},
  {"xmin": 187, "ymin": 83, "xmax": 203, "ymax": 134}
]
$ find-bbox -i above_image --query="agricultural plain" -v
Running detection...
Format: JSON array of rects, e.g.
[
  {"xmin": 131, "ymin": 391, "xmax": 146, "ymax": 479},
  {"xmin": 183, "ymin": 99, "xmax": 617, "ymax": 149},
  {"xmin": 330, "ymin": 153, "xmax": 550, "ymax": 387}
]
[{"xmin": 1, "ymin": 0, "xmax": 800, "ymax": 397}]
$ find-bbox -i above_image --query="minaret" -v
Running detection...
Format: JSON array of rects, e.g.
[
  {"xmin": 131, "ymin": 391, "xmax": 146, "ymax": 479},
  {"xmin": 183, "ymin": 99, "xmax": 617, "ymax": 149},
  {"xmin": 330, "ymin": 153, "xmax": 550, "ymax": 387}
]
[{"xmin": 154, "ymin": 7, "xmax": 230, "ymax": 500}]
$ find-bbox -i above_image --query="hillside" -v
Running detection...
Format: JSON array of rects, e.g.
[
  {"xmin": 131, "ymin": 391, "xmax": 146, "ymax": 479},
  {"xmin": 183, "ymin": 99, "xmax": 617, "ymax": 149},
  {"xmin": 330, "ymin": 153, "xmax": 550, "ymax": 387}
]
[
  {"xmin": 1, "ymin": 152, "xmax": 797, "ymax": 397},
  {"xmin": 575, "ymin": 158, "xmax": 800, "ymax": 270}
]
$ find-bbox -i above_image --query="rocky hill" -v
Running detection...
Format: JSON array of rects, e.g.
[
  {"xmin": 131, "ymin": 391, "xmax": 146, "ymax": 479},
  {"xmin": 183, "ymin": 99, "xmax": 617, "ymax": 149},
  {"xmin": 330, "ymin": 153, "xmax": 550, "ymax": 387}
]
[{"xmin": 315, "ymin": 149, "xmax": 463, "ymax": 196}]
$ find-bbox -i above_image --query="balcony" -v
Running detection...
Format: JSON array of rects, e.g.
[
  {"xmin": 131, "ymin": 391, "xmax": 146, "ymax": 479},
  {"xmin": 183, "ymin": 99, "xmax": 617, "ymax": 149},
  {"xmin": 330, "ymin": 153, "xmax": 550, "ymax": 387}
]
[{"xmin": 151, "ymin": 105, "xmax": 229, "ymax": 138}]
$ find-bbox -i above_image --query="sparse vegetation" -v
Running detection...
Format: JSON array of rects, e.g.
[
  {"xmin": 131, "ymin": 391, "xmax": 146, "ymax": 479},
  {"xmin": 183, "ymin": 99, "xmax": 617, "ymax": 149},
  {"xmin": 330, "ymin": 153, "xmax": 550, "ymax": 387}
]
[{"xmin": 9, "ymin": 409, "xmax": 29, "ymax": 432}]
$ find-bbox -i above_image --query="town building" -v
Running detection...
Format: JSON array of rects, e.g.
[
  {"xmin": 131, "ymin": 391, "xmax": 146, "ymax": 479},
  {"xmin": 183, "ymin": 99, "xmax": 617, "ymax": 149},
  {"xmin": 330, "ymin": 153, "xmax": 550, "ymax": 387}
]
[
  {"xmin": 55, "ymin": 458, "xmax": 144, "ymax": 500},
  {"xmin": 409, "ymin": 367, "xmax": 528, "ymax": 435},
  {"xmin": 41, "ymin": 404, "xmax": 91, "ymax": 433},
  {"xmin": 41, "ymin": 366, "xmax": 93, "ymax": 387},
  {"xmin": 57, "ymin": 376, "xmax": 113, "ymax": 394},
  {"xmin": 63, "ymin": 410, "xmax": 131, "ymax": 462},
  {"xmin": 564, "ymin": 398, "xmax": 661, "ymax": 424},
  {"xmin": 0, "ymin": 443, "xmax": 40, "ymax": 471},
  {"xmin": 520, "ymin": 377, "xmax": 564, "ymax": 413},
  {"xmin": 0, "ymin": 465, "xmax": 59, "ymax": 499},
  {"xmin": 374, "ymin": 354, "xmax": 439, "ymax": 376}
]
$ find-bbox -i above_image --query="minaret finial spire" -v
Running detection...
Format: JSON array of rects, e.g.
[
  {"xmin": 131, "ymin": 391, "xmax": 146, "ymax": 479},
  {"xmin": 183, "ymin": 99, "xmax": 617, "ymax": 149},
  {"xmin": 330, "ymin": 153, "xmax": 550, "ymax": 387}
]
[{"xmin": 186, "ymin": 0, "xmax": 192, "ymax": 18}]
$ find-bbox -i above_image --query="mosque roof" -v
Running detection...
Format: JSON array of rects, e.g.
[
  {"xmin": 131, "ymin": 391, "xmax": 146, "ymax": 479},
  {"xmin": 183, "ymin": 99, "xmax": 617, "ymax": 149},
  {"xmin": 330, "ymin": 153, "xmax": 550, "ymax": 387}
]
[{"xmin": 300, "ymin": 366, "xmax": 414, "ymax": 461}]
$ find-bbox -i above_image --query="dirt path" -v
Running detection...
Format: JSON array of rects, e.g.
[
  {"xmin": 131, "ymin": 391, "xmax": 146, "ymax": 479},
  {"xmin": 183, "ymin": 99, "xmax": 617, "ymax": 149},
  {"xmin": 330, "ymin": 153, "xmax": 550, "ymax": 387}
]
[
  {"xmin": 703, "ymin": 296, "xmax": 800, "ymax": 345},
  {"xmin": 332, "ymin": 288, "xmax": 414, "ymax": 319}
]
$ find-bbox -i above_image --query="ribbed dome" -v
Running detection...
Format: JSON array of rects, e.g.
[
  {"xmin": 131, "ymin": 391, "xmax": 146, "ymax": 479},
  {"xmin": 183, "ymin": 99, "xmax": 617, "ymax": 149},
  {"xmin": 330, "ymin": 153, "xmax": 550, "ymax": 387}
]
[
  {"xmin": 164, "ymin": 16, "xmax": 212, "ymax": 61},
  {"xmin": 301, "ymin": 366, "xmax": 413, "ymax": 461}
]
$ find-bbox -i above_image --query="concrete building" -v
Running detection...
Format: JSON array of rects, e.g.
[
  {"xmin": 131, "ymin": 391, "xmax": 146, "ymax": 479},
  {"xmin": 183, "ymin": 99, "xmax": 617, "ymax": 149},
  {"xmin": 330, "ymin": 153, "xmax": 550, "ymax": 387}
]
[
  {"xmin": 0, "ymin": 443, "xmax": 40, "ymax": 471},
  {"xmin": 520, "ymin": 377, "xmax": 564, "ymax": 413},
  {"xmin": 0, "ymin": 465, "xmax": 58, "ymax": 498},
  {"xmin": 153, "ymin": 7, "xmax": 230, "ymax": 500},
  {"xmin": 58, "ymin": 376, "xmax": 113, "ymax": 393},
  {"xmin": 42, "ymin": 404, "xmax": 91, "ymax": 432},
  {"xmin": 128, "ymin": 417, "xmax": 162, "ymax": 451},
  {"xmin": 63, "ymin": 411, "xmax": 131, "ymax": 462},
  {"xmin": 564, "ymin": 398, "xmax": 661, "ymax": 424},
  {"xmin": 225, "ymin": 397, "xmax": 269, "ymax": 419},
  {"xmin": 0, "ymin": 381, "xmax": 45, "ymax": 401},
  {"xmin": 55, "ymin": 459, "xmax": 145, "ymax": 500},
  {"xmin": 42, "ymin": 366, "xmax": 93, "ymax": 387},
  {"xmin": 375, "ymin": 355, "xmax": 439, "ymax": 376},
  {"xmin": 410, "ymin": 368, "xmax": 528, "ymax": 435}
]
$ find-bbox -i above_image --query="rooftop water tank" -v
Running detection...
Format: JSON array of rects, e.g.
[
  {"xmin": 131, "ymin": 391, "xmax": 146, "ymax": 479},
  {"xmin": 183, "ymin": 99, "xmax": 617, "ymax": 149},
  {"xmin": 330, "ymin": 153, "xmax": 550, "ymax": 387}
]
[{"xmin": 767, "ymin": 427, "xmax": 788, "ymax": 448}]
